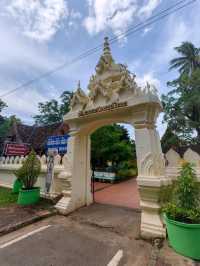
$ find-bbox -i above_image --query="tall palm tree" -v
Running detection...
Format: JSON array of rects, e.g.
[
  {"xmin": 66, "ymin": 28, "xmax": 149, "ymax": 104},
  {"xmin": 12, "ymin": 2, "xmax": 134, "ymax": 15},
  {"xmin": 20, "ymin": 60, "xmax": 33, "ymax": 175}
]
[{"xmin": 170, "ymin": 42, "xmax": 200, "ymax": 75}]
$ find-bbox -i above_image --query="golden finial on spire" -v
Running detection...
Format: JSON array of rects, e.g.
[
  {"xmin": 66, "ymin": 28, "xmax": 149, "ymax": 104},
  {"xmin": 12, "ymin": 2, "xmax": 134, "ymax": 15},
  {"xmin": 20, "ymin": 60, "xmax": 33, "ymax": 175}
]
[
  {"xmin": 77, "ymin": 80, "xmax": 81, "ymax": 90},
  {"xmin": 103, "ymin": 36, "xmax": 111, "ymax": 56}
]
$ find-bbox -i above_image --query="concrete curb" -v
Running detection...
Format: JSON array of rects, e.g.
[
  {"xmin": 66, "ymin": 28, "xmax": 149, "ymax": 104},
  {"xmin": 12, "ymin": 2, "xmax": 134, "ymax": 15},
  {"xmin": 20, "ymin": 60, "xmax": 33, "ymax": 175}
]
[{"xmin": 0, "ymin": 209, "xmax": 57, "ymax": 237}]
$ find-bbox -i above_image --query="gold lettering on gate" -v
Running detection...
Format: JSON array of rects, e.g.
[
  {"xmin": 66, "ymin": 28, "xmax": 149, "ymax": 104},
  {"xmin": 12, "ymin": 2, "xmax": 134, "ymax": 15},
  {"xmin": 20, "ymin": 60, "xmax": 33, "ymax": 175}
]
[{"xmin": 78, "ymin": 101, "xmax": 128, "ymax": 117}]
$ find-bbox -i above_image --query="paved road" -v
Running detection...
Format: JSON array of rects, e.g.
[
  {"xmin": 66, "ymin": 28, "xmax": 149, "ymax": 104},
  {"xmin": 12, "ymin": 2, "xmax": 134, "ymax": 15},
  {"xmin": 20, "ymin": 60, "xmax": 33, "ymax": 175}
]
[
  {"xmin": 0, "ymin": 203, "xmax": 193, "ymax": 266},
  {"xmin": 0, "ymin": 225, "xmax": 120, "ymax": 266},
  {"xmin": 0, "ymin": 204, "xmax": 151, "ymax": 266}
]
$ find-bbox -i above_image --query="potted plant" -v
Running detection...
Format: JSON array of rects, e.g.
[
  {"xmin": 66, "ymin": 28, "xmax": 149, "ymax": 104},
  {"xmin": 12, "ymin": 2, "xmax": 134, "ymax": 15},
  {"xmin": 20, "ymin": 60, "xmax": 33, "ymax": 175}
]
[
  {"xmin": 12, "ymin": 178, "xmax": 23, "ymax": 194},
  {"xmin": 15, "ymin": 150, "xmax": 41, "ymax": 205},
  {"xmin": 162, "ymin": 162, "xmax": 200, "ymax": 260}
]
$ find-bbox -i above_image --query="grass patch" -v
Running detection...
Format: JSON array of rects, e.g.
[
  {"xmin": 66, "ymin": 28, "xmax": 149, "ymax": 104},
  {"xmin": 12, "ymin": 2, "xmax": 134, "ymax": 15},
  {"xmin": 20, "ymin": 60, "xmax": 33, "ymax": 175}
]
[
  {"xmin": 0, "ymin": 186, "xmax": 54, "ymax": 210},
  {"xmin": 0, "ymin": 187, "xmax": 18, "ymax": 207}
]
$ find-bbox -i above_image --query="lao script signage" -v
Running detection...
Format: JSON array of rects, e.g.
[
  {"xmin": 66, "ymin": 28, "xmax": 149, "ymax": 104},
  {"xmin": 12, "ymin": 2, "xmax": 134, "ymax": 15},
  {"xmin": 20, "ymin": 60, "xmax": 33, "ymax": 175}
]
[
  {"xmin": 46, "ymin": 135, "xmax": 69, "ymax": 154},
  {"xmin": 78, "ymin": 101, "xmax": 128, "ymax": 117},
  {"xmin": 5, "ymin": 143, "xmax": 30, "ymax": 156}
]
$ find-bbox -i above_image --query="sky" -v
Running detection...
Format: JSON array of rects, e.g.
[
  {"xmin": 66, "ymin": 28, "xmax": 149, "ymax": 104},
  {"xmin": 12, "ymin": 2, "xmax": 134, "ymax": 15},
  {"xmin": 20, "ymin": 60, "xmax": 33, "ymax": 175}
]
[{"xmin": 0, "ymin": 0, "xmax": 200, "ymax": 138}]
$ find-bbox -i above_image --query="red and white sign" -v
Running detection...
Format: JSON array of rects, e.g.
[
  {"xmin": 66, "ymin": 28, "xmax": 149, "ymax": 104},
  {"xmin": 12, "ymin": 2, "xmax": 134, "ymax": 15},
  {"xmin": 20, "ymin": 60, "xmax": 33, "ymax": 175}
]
[{"xmin": 5, "ymin": 143, "xmax": 30, "ymax": 156}]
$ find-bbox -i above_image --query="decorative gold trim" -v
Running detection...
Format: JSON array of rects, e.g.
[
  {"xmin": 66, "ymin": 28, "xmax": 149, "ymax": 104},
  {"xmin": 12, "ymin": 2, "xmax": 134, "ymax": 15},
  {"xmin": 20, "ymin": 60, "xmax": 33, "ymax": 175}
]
[{"xmin": 78, "ymin": 101, "xmax": 128, "ymax": 117}]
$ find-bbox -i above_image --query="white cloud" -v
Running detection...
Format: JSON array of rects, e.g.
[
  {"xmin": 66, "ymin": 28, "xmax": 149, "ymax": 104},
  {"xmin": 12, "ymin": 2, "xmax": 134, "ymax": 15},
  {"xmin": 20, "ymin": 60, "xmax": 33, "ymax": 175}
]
[
  {"xmin": 0, "ymin": 21, "xmax": 68, "ymax": 121},
  {"xmin": 0, "ymin": 18, "xmax": 93, "ymax": 122},
  {"xmin": 0, "ymin": 74, "xmax": 65, "ymax": 124},
  {"xmin": 0, "ymin": 17, "xmax": 73, "ymax": 82},
  {"xmin": 136, "ymin": 72, "xmax": 160, "ymax": 88},
  {"xmin": 83, "ymin": 0, "xmax": 161, "ymax": 41},
  {"xmin": 154, "ymin": 21, "xmax": 191, "ymax": 69},
  {"xmin": 138, "ymin": 0, "xmax": 161, "ymax": 17},
  {"xmin": 0, "ymin": 80, "xmax": 46, "ymax": 117},
  {"xmin": 150, "ymin": 3, "xmax": 200, "ymax": 75},
  {"xmin": 68, "ymin": 10, "xmax": 82, "ymax": 28},
  {"xmin": 2, "ymin": 0, "xmax": 68, "ymax": 42},
  {"xmin": 70, "ymin": 10, "xmax": 82, "ymax": 20},
  {"xmin": 142, "ymin": 27, "xmax": 152, "ymax": 36}
]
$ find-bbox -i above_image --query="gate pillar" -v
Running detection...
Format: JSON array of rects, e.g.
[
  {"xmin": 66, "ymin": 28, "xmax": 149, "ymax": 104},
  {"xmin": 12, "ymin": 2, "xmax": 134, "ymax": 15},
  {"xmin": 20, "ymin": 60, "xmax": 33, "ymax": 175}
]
[
  {"xmin": 134, "ymin": 116, "xmax": 169, "ymax": 239},
  {"xmin": 56, "ymin": 128, "xmax": 92, "ymax": 214}
]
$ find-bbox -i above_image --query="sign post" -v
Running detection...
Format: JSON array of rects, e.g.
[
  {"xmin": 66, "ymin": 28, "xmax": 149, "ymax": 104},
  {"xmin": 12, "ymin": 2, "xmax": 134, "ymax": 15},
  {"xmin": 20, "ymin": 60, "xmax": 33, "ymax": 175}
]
[{"xmin": 45, "ymin": 150, "xmax": 57, "ymax": 193}]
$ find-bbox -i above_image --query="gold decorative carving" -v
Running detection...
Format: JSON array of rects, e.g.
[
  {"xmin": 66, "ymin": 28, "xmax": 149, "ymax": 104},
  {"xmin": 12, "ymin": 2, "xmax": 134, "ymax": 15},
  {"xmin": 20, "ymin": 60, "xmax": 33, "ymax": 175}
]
[
  {"xmin": 70, "ymin": 81, "xmax": 89, "ymax": 110},
  {"xmin": 79, "ymin": 101, "xmax": 127, "ymax": 117},
  {"xmin": 144, "ymin": 82, "xmax": 158, "ymax": 96},
  {"xmin": 69, "ymin": 37, "xmax": 160, "ymax": 113},
  {"xmin": 88, "ymin": 37, "xmax": 140, "ymax": 103}
]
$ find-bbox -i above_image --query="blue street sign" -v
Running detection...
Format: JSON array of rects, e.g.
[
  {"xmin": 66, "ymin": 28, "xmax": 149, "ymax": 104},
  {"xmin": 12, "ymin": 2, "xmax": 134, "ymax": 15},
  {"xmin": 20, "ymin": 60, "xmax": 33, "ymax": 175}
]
[{"xmin": 46, "ymin": 135, "xmax": 69, "ymax": 154}]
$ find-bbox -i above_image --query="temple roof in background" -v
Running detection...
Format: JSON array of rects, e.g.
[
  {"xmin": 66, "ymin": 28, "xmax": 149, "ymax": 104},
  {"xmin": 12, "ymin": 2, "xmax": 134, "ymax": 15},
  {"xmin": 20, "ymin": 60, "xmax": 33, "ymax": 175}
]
[{"xmin": 5, "ymin": 122, "xmax": 69, "ymax": 152}]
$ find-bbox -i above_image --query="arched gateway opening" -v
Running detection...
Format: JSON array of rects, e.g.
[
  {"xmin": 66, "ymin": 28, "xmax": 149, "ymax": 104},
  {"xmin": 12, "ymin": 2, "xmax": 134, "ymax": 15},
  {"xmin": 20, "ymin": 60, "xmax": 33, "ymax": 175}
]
[
  {"xmin": 91, "ymin": 123, "xmax": 139, "ymax": 209},
  {"xmin": 56, "ymin": 37, "xmax": 169, "ymax": 239}
]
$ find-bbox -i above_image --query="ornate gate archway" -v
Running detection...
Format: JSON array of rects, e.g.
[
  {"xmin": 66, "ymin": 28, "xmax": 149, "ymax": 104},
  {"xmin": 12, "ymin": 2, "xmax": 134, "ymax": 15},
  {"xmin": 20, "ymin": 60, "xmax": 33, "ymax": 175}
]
[{"xmin": 56, "ymin": 37, "xmax": 169, "ymax": 239}]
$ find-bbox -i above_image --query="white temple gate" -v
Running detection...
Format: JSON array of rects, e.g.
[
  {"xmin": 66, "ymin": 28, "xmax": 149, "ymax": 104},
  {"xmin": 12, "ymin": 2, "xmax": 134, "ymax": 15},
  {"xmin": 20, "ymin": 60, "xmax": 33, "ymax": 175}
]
[{"xmin": 56, "ymin": 37, "xmax": 169, "ymax": 239}]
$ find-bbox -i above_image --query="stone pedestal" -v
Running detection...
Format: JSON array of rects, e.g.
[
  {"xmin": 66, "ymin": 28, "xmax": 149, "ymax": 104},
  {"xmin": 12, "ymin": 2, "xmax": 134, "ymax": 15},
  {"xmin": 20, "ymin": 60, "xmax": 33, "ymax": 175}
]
[
  {"xmin": 139, "ymin": 185, "xmax": 166, "ymax": 239},
  {"xmin": 134, "ymin": 121, "xmax": 169, "ymax": 239}
]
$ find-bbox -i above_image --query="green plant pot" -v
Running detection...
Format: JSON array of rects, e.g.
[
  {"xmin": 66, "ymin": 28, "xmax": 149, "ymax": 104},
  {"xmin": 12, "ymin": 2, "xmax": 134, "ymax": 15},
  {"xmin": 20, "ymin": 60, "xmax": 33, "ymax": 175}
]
[
  {"xmin": 17, "ymin": 187, "xmax": 40, "ymax": 205},
  {"xmin": 164, "ymin": 214, "xmax": 200, "ymax": 260},
  {"xmin": 12, "ymin": 179, "xmax": 23, "ymax": 194}
]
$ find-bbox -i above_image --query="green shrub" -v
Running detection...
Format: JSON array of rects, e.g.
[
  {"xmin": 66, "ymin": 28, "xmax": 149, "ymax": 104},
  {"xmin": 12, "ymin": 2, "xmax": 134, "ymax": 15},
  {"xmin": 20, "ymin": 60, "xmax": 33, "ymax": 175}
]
[
  {"xmin": 117, "ymin": 168, "xmax": 137, "ymax": 178},
  {"xmin": 162, "ymin": 162, "xmax": 200, "ymax": 224},
  {"xmin": 175, "ymin": 162, "xmax": 200, "ymax": 209},
  {"xmin": 127, "ymin": 159, "xmax": 137, "ymax": 170},
  {"xmin": 159, "ymin": 182, "xmax": 176, "ymax": 206},
  {"xmin": 15, "ymin": 150, "xmax": 41, "ymax": 190},
  {"xmin": 164, "ymin": 203, "xmax": 200, "ymax": 224},
  {"xmin": 117, "ymin": 159, "xmax": 138, "ymax": 179}
]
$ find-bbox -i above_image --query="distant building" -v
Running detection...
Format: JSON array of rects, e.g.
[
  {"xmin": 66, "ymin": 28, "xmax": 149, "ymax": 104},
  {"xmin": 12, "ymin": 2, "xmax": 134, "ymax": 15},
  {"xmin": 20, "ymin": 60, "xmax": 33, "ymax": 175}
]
[{"xmin": 3, "ymin": 121, "xmax": 69, "ymax": 155}]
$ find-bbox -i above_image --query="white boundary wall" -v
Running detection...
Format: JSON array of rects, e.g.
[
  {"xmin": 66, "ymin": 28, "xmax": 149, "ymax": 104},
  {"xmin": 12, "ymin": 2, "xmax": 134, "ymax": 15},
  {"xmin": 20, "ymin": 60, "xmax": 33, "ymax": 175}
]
[
  {"xmin": 165, "ymin": 148, "xmax": 200, "ymax": 181},
  {"xmin": 0, "ymin": 153, "xmax": 72, "ymax": 198}
]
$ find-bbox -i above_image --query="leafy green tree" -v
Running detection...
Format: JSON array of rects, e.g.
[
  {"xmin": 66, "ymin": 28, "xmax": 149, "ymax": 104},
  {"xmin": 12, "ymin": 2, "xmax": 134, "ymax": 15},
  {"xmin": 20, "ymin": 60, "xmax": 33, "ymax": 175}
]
[
  {"xmin": 0, "ymin": 99, "xmax": 8, "ymax": 139},
  {"xmin": 91, "ymin": 124, "xmax": 136, "ymax": 169},
  {"xmin": 162, "ymin": 42, "xmax": 200, "ymax": 143},
  {"xmin": 161, "ymin": 126, "xmax": 186, "ymax": 153},
  {"xmin": 162, "ymin": 69, "xmax": 200, "ymax": 142},
  {"xmin": 169, "ymin": 42, "xmax": 200, "ymax": 75},
  {"xmin": 34, "ymin": 91, "xmax": 72, "ymax": 125},
  {"xmin": 0, "ymin": 116, "xmax": 20, "ymax": 138},
  {"xmin": 0, "ymin": 99, "xmax": 6, "ymax": 113},
  {"xmin": 0, "ymin": 102, "xmax": 20, "ymax": 153}
]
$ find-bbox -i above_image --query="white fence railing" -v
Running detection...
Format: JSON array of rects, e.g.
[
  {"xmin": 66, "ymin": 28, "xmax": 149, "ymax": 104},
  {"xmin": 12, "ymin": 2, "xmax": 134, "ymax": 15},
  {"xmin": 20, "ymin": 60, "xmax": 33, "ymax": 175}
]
[
  {"xmin": 0, "ymin": 153, "xmax": 72, "ymax": 198},
  {"xmin": 0, "ymin": 154, "xmax": 64, "ymax": 166}
]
